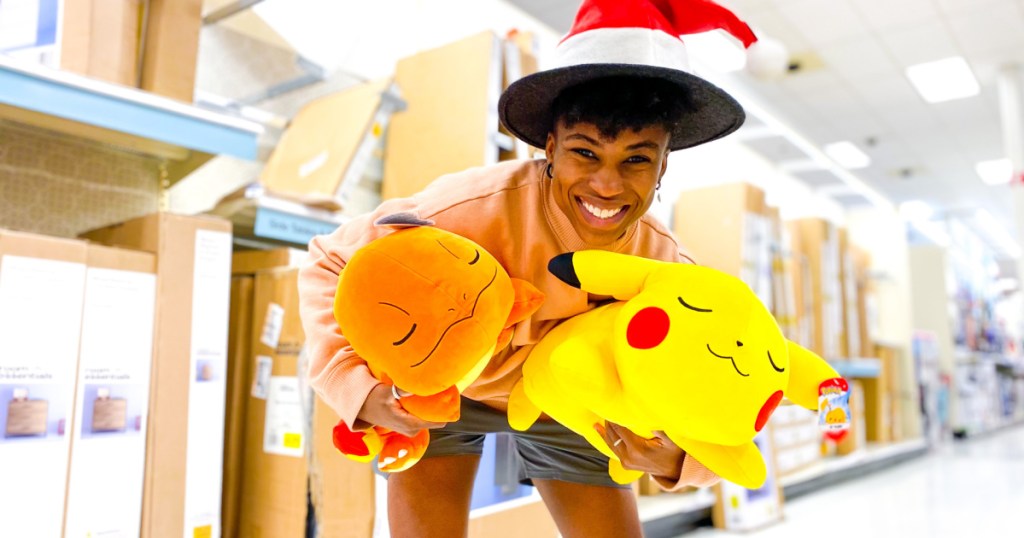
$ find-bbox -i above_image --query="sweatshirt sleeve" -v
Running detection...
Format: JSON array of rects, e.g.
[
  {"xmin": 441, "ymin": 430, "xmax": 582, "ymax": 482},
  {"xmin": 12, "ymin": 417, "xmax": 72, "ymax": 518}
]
[
  {"xmin": 298, "ymin": 232, "xmax": 383, "ymax": 429},
  {"xmin": 651, "ymin": 453, "xmax": 721, "ymax": 491}
]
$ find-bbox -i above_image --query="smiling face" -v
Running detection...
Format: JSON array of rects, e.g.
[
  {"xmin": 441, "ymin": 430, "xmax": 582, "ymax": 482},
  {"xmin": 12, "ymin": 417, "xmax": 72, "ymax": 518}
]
[
  {"xmin": 544, "ymin": 121, "xmax": 670, "ymax": 246},
  {"xmin": 612, "ymin": 265, "xmax": 790, "ymax": 445},
  {"xmin": 334, "ymin": 226, "xmax": 513, "ymax": 395}
]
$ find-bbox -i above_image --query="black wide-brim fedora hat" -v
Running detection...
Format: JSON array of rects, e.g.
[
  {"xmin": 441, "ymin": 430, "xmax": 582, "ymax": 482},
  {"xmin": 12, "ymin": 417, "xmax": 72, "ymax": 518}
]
[
  {"xmin": 499, "ymin": 63, "xmax": 745, "ymax": 152},
  {"xmin": 498, "ymin": 0, "xmax": 761, "ymax": 151}
]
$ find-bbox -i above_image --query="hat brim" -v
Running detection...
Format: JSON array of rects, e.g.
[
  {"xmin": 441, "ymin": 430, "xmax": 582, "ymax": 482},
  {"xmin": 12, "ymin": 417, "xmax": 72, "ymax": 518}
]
[{"xmin": 498, "ymin": 64, "xmax": 745, "ymax": 152}]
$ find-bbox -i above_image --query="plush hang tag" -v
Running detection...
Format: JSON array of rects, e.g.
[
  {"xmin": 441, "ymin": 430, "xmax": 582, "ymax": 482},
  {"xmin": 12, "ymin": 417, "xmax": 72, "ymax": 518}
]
[{"xmin": 818, "ymin": 378, "xmax": 851, "ymax": 442}]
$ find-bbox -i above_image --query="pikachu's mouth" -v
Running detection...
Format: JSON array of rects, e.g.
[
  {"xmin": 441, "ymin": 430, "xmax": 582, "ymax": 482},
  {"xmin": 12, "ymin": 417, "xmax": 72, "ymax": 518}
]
[{"xmin": 706, "ymin": 344, "xmax": 748, "ymax": 377}]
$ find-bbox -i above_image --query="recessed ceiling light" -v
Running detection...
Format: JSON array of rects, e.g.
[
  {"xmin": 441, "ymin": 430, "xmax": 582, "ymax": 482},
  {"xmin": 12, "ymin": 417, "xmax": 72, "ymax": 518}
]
[
  {"xmin": 824, "ymin": 141, "xmax": 871, "ymax": 169},
  {"xmin": 685, "ymin": 30, "xmax": 747, "ymax": 73},
  {"xmin": 905, "ymin": 56, "xmax": 980, "ymax": 104},
  {"xmin": 975, "ymin": 158, "xmax": 1012, "ymax": 185}
]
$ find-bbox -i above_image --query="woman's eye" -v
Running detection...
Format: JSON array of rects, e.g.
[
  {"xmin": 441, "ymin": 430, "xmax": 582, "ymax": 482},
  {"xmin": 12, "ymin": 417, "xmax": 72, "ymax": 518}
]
[{"xmin": 572, "ymin": 148, "xmax": 596, "ymax": 159}]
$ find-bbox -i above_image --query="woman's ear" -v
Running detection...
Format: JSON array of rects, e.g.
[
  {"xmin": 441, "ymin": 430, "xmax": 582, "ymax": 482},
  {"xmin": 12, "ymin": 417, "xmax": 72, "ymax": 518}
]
[{"xmin": 545, "ymin": 131, "xmax": 556, "ymax": 163}]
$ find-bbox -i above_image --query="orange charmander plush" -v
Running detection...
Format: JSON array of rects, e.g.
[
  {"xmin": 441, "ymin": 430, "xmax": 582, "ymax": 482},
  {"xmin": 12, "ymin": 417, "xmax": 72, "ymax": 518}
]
[{"xmin": 331, "ymin": 213, "xmax": 544, "ymax": 472}]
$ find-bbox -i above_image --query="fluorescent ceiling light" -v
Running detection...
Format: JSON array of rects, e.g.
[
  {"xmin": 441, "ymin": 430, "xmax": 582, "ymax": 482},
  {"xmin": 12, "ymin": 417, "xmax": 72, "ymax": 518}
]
[
  {"xmin": 824, "ymin": 141, "xmax": 871, "ymax": 169},
  {"xmin": 906, "ymin": 56, "xmax": 980, "ymax": 104},
  {"xmin": 685, "ymin": 30, "xmax": 746, "ymax": 73},
  {"xmin": 975, "ymin": 158, "xmax": 1012, "ymax": 185}
]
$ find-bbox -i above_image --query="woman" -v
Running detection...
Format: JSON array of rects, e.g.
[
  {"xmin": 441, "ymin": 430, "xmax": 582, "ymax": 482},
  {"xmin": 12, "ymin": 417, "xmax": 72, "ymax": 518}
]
[{"xmin": 299, "ymin": 1, "xmax": 760, "ymax": 535}]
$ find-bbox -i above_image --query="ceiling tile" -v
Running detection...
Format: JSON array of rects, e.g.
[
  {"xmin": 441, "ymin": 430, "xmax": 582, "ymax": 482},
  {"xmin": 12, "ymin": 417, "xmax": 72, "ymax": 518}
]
[
  {"xmin": 801, "ymin": 86, "xmax": 868, "ymax": 120},
  {"xmin": 945, "ymin": 1, "xmax": 1024, "ymax": 56},
  {"xmin": 933, "ymin": 96, "xmax": 998, "ymax": 131},
  {"xmin": 792, "ymin": 169, "xmax": 845, "ymax": 187},
  {"xmin": 817, "ymin": 37, "xmax": 899, "ymax": 80},
  {"xmin": 744, "ymin": 136, "xmax": 811, "ymax": 162},
  {"xmin": 878, "ymin": 17, "xmax": 961, "ymax": 67},
  {"xmin": 967, "ymin": 48, "xmax": 1024, "ymax": 86},
  {"xmin": 848, "ymin": 73, "xmax": 920, "ymax": 109},
  {"xmin": 739, "ymin": 6, "xmax": 813, "ymax": 53},
  {"xmin": 777, "ymin": 67, "xmax": 845, "ymax": 94},
  {"xmin": 936, "ymin": 0, "xmax": 1015, "ymax": 15},
  {"xmin": 852, "ymin": 0, "xmax": 939, "ymax": 32},
  {"xmin": 819, "ymin": 113, "xmax": 887, "ymax": 144},
  {"xmin": 776, "ymin": 0, "xmax": 870, "ymax": 48}
]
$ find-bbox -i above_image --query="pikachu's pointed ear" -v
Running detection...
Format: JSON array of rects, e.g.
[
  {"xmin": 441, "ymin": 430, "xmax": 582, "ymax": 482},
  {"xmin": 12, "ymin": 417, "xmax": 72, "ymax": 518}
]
[
  {"xmin": 548, "ymin": 251, "xmax": 669, "ymax": 299},
  {"xmin": 786, "ymin": 340, "xmax": 840, "ymax": 410}
]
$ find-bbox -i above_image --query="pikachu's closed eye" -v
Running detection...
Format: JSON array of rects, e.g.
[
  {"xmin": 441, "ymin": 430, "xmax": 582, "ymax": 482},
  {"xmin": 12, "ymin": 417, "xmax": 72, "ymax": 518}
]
[{"xmin": 508, "ymin": 250, "xmax": 843, "ymax": 489}]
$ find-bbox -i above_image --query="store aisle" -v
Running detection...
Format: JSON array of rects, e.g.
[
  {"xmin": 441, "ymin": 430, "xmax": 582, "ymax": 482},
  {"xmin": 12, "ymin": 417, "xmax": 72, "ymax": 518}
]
[{"xmin": 685, "ymin": 425, "xmax": 1024, "ymax": 538}]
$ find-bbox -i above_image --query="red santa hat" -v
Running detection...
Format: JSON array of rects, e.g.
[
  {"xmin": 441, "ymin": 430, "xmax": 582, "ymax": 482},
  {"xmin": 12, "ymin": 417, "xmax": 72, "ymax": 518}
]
[{"xmin": 500, "ymin": 0, "xmax": 780, "ymax": 151}]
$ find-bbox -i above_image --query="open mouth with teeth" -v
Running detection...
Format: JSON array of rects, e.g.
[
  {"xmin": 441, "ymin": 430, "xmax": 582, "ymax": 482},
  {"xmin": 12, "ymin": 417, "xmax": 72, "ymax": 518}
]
[{"xmin": 577, "ymin": 198, "xmax": 628, "ymax": 226}]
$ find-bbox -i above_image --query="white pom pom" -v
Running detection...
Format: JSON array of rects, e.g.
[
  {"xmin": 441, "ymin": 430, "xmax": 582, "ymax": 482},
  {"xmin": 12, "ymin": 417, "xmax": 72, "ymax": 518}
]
[{"xmin": 746, "ymin": 37, "xmax": 789, "ymax": 80}]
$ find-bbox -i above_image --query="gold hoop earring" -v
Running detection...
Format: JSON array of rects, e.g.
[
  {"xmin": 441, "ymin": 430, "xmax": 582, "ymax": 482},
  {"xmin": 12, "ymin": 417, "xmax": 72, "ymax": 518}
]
[{"xmin": 656, "ymin": 179, "xmax": 662, "ymax": 202}]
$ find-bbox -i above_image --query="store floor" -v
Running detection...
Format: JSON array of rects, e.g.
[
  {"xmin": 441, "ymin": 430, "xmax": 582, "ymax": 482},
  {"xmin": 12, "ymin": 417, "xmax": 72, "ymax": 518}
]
[{"xmin": 683, "ymin": 424, "xmax": 1024, "ymax": 538}]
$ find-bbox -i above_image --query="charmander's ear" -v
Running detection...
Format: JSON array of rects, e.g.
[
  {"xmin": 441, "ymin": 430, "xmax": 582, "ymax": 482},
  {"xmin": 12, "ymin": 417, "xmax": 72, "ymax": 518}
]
[{"xmin": 374, "ymin": 212, "xmax": 435, "ymax": 229}]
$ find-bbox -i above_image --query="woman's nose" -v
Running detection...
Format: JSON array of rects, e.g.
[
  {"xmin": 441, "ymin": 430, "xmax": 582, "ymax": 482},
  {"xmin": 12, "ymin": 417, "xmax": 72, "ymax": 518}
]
[{"xmin": 589, "ymin": 167, "xmax": 625, "ymax": 197}]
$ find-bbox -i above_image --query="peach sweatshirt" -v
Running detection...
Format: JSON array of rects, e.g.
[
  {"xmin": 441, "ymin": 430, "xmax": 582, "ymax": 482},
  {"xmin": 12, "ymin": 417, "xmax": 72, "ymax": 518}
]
[{"xmin": 298, "ymin": 159, "xmax": 718, "ymax": 489}]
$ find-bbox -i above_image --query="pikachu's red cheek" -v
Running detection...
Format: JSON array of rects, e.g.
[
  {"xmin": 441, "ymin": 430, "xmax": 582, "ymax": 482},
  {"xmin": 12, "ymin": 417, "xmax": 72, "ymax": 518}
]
[{"xmin": 627, "ymin": 307, "xmax": 670, "ymax": 349}]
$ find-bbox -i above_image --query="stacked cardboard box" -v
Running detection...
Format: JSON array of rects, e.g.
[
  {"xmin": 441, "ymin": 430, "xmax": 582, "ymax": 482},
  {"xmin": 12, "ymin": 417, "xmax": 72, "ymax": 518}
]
[
  {"xmin": 64, "ymin": 245, "xmax": 157, "ymax": 537},
  {"xmin": 224, "ymin": 249, "xmax": 376, "ymax": 538},
  {"xmin": 0, "ymin": 231, "xmax": 88, "ymax": 537},
  {"xmin": 769, "ymin": 403, "xmax": 821, "ymax": 477},
  {"xmin": 382, "ymin": 31, "xmax": 516, "ymax": 200},
  {"xmin": 789, "ymin": 219, "xmax": 844, "ymax": 360},
  {"xmin": 0, "ymin": 0, "xmax": 202, "ymax": 100},
  {"xmin": 82, "ymin": 212, "xmax": 233, "ymax": 538}
]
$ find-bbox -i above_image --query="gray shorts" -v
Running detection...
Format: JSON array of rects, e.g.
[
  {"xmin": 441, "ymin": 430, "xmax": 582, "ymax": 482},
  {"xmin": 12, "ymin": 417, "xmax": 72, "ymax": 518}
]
[{"xmin": 418, "ymin": 397, "xmax": 627, "ymax": 489}]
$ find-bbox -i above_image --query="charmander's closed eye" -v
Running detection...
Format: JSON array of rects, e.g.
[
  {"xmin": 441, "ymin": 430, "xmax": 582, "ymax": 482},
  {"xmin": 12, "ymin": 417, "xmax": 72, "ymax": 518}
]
[
  {"xmin": 469, "ymin": 250, "xmax": 480, "ymax": 265},
  {"xmin": 393, "ymin": 324, "xmax": 417, "ymax": 346}
]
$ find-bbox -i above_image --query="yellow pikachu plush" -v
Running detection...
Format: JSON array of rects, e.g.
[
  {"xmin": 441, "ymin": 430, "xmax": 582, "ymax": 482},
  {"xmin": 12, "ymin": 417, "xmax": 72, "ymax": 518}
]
[{"xmin": 508, "ymin": 250, "xmax": 842, "ymax": 489}]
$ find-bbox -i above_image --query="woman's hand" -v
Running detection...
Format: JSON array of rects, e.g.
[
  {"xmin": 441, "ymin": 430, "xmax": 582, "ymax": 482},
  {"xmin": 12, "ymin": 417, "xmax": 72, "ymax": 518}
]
[
  {"xmin": 595, "ymin": 422, "xmax": 685, "ymax": 481},
  {"xmin": 355, "ymin": 384, "xmax": 448, "ymax": 437}
]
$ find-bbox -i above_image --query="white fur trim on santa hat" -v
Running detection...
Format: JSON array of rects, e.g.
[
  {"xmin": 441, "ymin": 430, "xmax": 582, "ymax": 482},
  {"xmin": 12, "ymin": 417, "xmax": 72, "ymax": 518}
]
[{"xmin": 554, "ymin": 27, "xmax": 691, "ymax": 72}]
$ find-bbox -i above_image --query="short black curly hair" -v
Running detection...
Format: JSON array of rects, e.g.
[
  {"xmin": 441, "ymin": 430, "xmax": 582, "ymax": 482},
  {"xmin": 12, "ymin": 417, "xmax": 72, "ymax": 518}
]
[{"xmin": 550, "ymin": 76, "xmax": 694, "ymax": 141}]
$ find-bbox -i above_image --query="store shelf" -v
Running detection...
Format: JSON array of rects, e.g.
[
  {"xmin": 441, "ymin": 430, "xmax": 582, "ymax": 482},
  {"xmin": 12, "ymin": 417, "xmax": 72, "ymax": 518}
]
[
  {"xmin": 207, "ymin": 183, "xmax": 348, "ymax": 249},
  {"xmin": 0, "ymin": 56, "xmax": 262, "ymax": 184},
  {"xmin": 780, "ymin": 438, "xmax": 928, "ymax": 499},
  {"xmin": 638, "ymin": 488, "xmax": 716, "ymax": 538},
  {"xmin": 638, "ymin": 438, "xmax": 928, "ymax": 538},
  {"xmin": 830, "ymin": 358, "xmax": 882, "ymax": 379}
]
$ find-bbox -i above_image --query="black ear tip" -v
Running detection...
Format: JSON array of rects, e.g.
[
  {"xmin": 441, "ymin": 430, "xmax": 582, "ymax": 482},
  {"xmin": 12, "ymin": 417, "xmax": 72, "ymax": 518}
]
[{"xmin": 548, "ymin": 253, "xmax": 580, "ymax": 288}]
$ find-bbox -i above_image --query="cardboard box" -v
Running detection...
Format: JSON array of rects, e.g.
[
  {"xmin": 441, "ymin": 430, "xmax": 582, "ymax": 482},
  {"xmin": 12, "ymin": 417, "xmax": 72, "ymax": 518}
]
[
  {"xmin": 853, "ymin": 248, "xmax": 873, "ymax": 357},
  {"xmin": 790, "ymin": 219, "xmax": 844, "ymax": 360},
  {"xmin": 260, "ymin": 79, "xmax": 397, "ymax": 200},
  {"xmin": 81, "ymin": 212, "xmax": 233, "ymax": 538},
  {"xmin": 139, "ymin": 0, "xmax": 203, "ymax": 102},
  {"xmin": 223, "ymin": 276, "xmax": 254, "ymax": 538},
  {"xmin": 382, "ymin": 31, "xmax": 503, "ymax": 199},
  {"xmin": 64, "ymin": 245, "xmax": 157, "ymax": 537},
  {"xmin": 0, "ymin": 0, "xmax": 141, "ymax": 87},
  {"xmin": 238, "ymin": 268, "xmax": 309, "ymax": 538},
  {"xmin": 224, "ymin": 248, "xmax": 307, "ymax": 538},
  {"xmin": 673, "ymin": 183, "xmax": 767, "ymax": 277},
  {"xmin": 310, "ymin": 397, "xmax": 377, "ymax": 538},
  {"xmin": 0, "ymin": 230, "xmax": 88, "ymax": 537}
]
